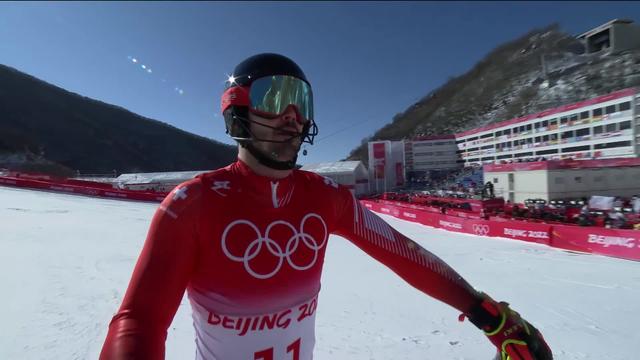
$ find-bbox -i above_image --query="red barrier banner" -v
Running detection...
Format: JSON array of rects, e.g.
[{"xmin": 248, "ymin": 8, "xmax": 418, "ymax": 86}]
[
  {"xmin": 397, "ymin": 209, "xmax": 419, "ymax": 223},
  {"xmin": 63, "ymin": 178, "xmax": 116, "ymax": 189},
  {"xmin": 362, "ymin": 201, "xmax": 385, "ymax": 215},
  {"xmin": 364, "ymin": 201, "xmax": 552, "ymax": 245},
  {"xmin": 434, "ymin": 214, "xmax": 468, "ymax": 233},
  {"xmin": 378, "ymin": 205, "xmax": 401, "ymax": 218},
  {"xmin": 488, "ymin": 220, "xmax": 552, "ymax": 245},
  {"xmin": 430, "ymin": 214, "xmax": 491, "ymax": 236},
  {"xmin": 361, "ymin": 200, "xmax": 639, "ymax": 262},
  {"xmin": 7, "ymin": 172, "xmax": 52, "ymax": 180},
  {"xmin": 403, "ymin": 208, "xmax": 437, "ymax": 227},
  {"xmin": 379, "ymin": 200, "xmax": 441, "ymax": 214},
  {"xmin": 0, "ymin": 176, "xmax": 168, "ymax": 203},
  {"xmin": 445, "ymin": 209, "xmax": 481, "ymax": 219},
  {"xmin": 430, "ymin": 215, "xmax": 552, "ymax": 244},
  {"xmin": 0, "ymin": 178, "xmax": 18, "ymax": 186},
  {"xmin": 361, "ymin": 201, "xmax": 437, "ymax": 227},
  {"xmin": 552, "ymin": 225, "xmax": 640, "ymax": 261}
]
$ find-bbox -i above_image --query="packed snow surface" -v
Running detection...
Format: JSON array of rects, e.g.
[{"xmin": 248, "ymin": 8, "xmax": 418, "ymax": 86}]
[{"xmin": 1, "ymin": 186, "xmax": 638, "ymax": 359}]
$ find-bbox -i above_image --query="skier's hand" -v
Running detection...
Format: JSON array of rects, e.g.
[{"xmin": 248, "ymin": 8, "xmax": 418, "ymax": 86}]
[{"xmin": 460, "ymin": 293, "xmax": 553, "ymax": 360}]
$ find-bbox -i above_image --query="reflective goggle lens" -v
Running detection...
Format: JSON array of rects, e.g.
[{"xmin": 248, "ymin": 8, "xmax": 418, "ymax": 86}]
[{"xmin": 249, "ymin": 75, "xmax": 313, "ymax": 121}]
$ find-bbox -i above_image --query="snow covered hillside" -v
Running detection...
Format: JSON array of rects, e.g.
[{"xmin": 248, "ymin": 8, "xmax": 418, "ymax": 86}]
[
  {"xmin": 1, "ymin": 186, "xmax": 639, "ymax": 359},
  {"xmin": 347, "ymin": 25, "xmax": 640, "ymax": 163}
]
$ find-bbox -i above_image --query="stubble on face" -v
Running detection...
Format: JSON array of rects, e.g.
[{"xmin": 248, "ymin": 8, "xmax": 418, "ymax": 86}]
[{"xmin": 248, "ymin": 114, "xmax": 303, "ymax": 162}]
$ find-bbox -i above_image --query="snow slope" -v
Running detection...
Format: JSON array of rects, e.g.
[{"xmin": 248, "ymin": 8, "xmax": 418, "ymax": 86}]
[{"xmin": 1, "ymin": 186, "xmax": 639, "ymax": 359}]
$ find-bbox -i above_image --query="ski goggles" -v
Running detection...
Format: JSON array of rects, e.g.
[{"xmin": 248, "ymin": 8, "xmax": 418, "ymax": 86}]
[{"xmin": 221, "ymin": 75, "xmax": 314, "ymax": 122}]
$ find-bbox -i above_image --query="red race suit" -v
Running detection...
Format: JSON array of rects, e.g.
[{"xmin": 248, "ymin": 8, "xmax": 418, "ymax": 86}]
[{"xmin": 100, "ymin": 160, "xmax": 479, "ymax": 360}]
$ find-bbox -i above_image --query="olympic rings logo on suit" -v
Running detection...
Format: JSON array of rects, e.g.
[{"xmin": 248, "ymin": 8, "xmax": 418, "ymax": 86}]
[
  {"xmin": 472, "ymin": 224, "xmax": 490, "ymax": 236},
  {"xmin": 221, "ymin": 213, "xmax": 328, "ymax": 279}
]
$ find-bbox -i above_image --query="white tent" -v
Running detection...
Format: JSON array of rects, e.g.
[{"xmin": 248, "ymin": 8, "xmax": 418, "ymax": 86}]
[
  {"xmin": 115, "ymin": 170, "xmax": 210, "ymax": 192},
  {"xmin": 301, "ymin": 161, "xmax": 369, "ymax": 196}
]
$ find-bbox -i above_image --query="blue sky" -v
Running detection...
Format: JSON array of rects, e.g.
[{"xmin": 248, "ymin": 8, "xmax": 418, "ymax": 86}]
[{"xmin": 2, "ymin": 2, "xmax": 640, "ymax": 165}]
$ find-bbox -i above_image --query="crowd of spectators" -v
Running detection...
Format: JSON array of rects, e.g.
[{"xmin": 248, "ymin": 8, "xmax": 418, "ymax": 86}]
[
  {"xmin": 496, "ymin": 156, "xmax": 548, "ymax": 164},
  {"xmin": 507, "ymin": 196, "xmax": 640, "ymax": 229},
  {"xmin": 371, "ymin": 189, "xmax": 640, "ymax": 230}
]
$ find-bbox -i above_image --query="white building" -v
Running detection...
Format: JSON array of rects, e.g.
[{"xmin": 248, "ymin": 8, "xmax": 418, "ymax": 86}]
[
  {"xmin": 455, "ymin": 88, "xmax": 639, "ymax": 166},
  {"xmin": 577, "ymin": 19, "xmax": 640, "ymax": 54},
  {"xmin": 300, "ymin": 161, "xmax": 369, "ymax": 196},
  {"xmin": 405, "ymin": 135, "xmax": 460, "ymax": 174},
  {"xmin": 484, "ymin": 158, "xmax": 640, "ymax": 203}
]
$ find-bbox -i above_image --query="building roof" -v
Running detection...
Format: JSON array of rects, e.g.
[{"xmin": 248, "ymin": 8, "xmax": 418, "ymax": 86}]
[
  {"xmin": 300, "ymin": 161, "xmax": 363, "ymax": 174},
  {"xmin": 484, "ymin": 158, "xmax": 640, "ymax": 172},
  {"xmin": 115, "ymin": 170, "xmax": 211, "ymax": 184},
  {"xmin": 577, "ymin": 19, "xmax": 634, "ymax": 39},
  {"xmin": 410, "ymin": 134, "xmax": 456, "ymax": 141}
]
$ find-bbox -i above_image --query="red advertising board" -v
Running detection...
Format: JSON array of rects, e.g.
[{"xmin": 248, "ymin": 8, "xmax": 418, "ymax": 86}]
[
  {"xmin": 372, "ymin": 142, "xmax": 386, "ymax": 179},
  {"xmin": 552, "ymin": 225, "xmax": 640, "ymax": 261},
  {"xmin": 488, "ymin": 220, "xmax": 552, "ymax": 245},
  {"xmin": 433, "ymin": 214, "xmax": 469, "ymax": 233},
  {"xmin": 401, "ymin": 208, "xmax": 437, "ymax": 227},
  {"xmin": 372, "ymin": 142, "xmax": 386, "ymax": 159},
  {"xmin": 362, "ymin": 200, "xmax": 639, "ymax": 262},
  {"xmin": 362, "ymin": 200, "xmax": 437, "ymax": 227},
  {"xmin": 379, "ymin": 200, "xmax": 441, "ymax": 214},
  {"xmin": 363, "ymin": 202, "xmax": 553, "ymax": 248},
  {"xmin": 445, "ymin": 209, "xmax": 481, "ymax": 219},
  {"xmin": 0, "ymin": 176, "xmax": 167, "ymax": 203}
]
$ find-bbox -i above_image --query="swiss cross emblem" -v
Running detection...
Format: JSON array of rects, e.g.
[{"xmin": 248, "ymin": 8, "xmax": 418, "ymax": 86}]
[{"xmin": 172, "ymin": 186, "xmax": 188, "ymax": 201}]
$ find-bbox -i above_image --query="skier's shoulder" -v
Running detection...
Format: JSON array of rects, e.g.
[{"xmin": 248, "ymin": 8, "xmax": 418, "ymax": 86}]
[
  {"xmin": 294, "ymin": 169, "xmax": 350, "ymax": 197},
  {"xmin": 195, "ymin": 163, "xmax": 240, "ymax": 198},
  {"xmin": 159, "ymin": 177, "xmax": 205, "ymax": 219},
  {"xmin": 195, "ymin": 164, "xmax": 234, "ymax": 186},
  {"xmin": 156, "ymin": 165, "xmax": 237, "ymax": 222},
  {"xmin": 158, "ymin": 165, "xmax": 230, "ymax": 210},
  {"xmin": 295, "ymin": 168, "xmax": 324, "ymax": 182},
  {"xmin": 295, "ymin": 168, "xmax": 334, "ymax": 188}
]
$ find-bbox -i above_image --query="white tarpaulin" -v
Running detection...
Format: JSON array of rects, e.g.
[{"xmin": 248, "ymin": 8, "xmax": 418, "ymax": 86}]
[{"xmin": 589, "ymin": 195, "xmax": 615, "ymax": 210}]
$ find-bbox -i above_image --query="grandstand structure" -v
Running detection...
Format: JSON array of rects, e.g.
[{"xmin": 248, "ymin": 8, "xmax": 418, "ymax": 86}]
[
  {"xmin": 369, "ymin": 87, "xmax": 639, "ymax": 192},
  {"xmin": 455, "ymin": 88, "xmax": 639, "ymax": 166}
]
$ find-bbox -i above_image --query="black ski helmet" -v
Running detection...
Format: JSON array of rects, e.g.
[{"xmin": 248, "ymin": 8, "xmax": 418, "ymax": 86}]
[
  {"xmin": 226, "ymin": 53, "xmax": 310, "ymax": 88},
  {"xmin": 222, "ymin": 53, "xmax": 318, "ymax": 170}
]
